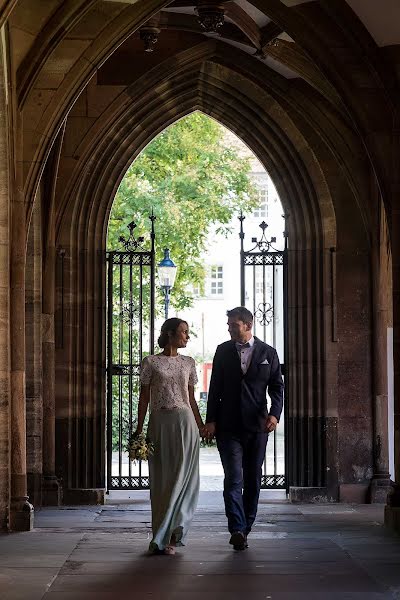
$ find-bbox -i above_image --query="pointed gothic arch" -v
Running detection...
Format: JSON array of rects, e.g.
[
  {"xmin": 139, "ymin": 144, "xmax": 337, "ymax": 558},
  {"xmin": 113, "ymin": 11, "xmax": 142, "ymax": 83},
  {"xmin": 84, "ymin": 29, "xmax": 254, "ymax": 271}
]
[
  {"xmin": 49, "ymin": 50, "xmax": 372, "ymax": 504},
  {"xmin": 0, "ymin": 1, "xmax": 394, "ymax": 530}
]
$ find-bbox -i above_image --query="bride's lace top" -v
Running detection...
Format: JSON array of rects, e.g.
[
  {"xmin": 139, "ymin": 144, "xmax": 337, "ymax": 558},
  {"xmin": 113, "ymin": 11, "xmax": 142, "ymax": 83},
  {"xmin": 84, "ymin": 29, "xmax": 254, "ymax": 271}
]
[{"xmin": 140, "ymin": 354, "xmax": 198, "ymax": 411}]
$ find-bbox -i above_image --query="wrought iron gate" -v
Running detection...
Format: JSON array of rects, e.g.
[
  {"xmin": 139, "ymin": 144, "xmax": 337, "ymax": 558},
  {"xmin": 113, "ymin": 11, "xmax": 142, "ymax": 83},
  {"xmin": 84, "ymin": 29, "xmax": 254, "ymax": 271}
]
[
  {"xmin": 106, "ymin": 218, "xmax": 155, "ymax": 490},
  {"xmin": 239, "ymin": 215, "xmax": 288, "ymax": 490}
]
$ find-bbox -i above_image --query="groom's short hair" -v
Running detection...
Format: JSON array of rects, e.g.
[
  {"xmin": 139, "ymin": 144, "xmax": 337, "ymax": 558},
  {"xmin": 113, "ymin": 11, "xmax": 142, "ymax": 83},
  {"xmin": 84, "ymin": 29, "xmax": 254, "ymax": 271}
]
[{"xmin": 226, "ymin": 306, "xmax": 253, "ymax": 326}]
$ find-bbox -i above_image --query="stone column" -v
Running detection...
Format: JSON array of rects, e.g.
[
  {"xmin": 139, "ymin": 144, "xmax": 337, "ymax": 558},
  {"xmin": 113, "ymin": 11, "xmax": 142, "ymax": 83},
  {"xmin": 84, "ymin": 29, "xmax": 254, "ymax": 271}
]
[
  {"xmin": 41, "ymin": 134, "xmax": 64, "ymax": 506},
  {"xmin": 385, "ymin": 213, "xmax": 400, "ymax": 526},
  {"xmin": 26, "ymin": 193, "xmax": 43, "ymax": 507},
  {"xmin": 370, "ymin": 198, "xmax": 391, "ymax": 502},
  {"xmin": 10, "ymin": 191, "xmax": 34, "ymax": 531},
  {"xmin": 287, "ymin": 242, "xmax": 334, "ymax": 503},
  {"xmin": 384, "ymin": 132, "xmax": 400, "ymax": 530},
  {"xmin": 0, "ymin": 29, "xmax": 10, "ymax": 531},
  {"xmin": 42, "ymin": 239, "xmax": 61, "ymax": 505},
  {"xmin": 394, "ymin": 207, "xmax": 400, "ymax": 489}
]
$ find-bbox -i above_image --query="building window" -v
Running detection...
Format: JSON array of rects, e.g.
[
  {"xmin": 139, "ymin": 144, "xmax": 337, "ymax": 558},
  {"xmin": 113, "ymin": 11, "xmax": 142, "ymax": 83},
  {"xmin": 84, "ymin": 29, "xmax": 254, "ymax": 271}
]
[
  {"xmin": 192, "ymin": 283, "xmax": 201, "ymax": 297},
  {"xmin": 253, "ymin": 186, "xmax": 268, "ymax": 218},
  {"xmin": 210, "ymin": 265, "xmax": 223, "ymax": 296}
]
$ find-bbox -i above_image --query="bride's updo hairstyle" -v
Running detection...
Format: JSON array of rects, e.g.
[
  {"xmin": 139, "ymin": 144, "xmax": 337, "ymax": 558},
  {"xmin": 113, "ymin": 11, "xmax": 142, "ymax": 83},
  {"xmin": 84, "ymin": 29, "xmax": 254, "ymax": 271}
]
[{"xmin": 158, "ymin": 318, "xmax": 188, "ymax": 348}]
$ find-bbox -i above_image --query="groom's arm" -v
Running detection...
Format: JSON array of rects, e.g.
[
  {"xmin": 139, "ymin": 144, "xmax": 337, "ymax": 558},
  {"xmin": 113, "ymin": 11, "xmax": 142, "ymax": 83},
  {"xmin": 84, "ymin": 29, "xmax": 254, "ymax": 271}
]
[
  {"xmin": 267, "ymin": 349, "xmax": 284, "ymax": 421},
  {"xmin": 206, "ymin": 345, "xmax": 224, "ymax": 424}
]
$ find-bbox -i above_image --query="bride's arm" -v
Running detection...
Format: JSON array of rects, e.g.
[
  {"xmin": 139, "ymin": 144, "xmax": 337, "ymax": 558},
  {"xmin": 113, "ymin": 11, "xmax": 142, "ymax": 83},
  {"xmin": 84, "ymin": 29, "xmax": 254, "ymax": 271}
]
[
  {"xmin": 135, "ymin": 384, "xmax": 150, "ymax": 434},
  {"xmin": 188, "ymin": 385, "xmax": 204, "ymax": 433}
]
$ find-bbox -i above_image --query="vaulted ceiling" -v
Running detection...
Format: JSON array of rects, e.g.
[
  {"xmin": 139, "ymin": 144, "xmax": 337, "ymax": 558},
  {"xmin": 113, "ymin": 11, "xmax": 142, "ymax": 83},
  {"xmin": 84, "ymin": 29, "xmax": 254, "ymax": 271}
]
[{"xmin": 3, "ymin": 0, "xmax": 398, "ymax": 213}]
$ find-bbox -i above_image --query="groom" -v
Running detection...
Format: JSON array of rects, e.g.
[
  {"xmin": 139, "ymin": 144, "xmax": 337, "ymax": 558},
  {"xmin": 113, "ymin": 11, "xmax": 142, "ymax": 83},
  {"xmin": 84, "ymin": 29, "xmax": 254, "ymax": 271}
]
[{"xmin": 204, "ymin": 306, "xmax": 284, "ymax": 551}]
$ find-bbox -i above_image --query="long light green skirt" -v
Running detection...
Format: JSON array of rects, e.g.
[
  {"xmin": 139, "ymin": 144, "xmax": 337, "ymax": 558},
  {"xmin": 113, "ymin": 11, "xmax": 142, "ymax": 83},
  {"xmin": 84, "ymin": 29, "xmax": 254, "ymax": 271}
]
[{"xmin": 147, "ymin": 408, "xmax": 200, "ymax": 552}]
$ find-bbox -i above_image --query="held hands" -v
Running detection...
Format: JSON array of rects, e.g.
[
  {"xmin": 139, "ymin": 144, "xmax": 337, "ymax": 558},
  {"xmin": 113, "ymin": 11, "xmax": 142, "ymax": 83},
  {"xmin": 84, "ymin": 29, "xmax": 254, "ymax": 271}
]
[
  {"xmin": 265, "ymin": 415, "xmax": 278, "ymax": 433},
  {"xmin": 200, "ymin": 422, "xmax": 216, "ymax": 441}
]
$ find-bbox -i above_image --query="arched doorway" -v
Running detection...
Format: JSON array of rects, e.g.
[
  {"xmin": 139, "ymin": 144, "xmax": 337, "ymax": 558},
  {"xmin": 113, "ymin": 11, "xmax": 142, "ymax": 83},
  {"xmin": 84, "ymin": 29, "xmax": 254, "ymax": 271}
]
[
  {"xmin": 52, "ymin": 52, "xmax": 349, "ymax": 506},
  {"xmin": 105, "ymin": 113, "xmax": 287, "ymax": 494},
  {"xmin": 2, "ymin": 0, "xmax": 396, "ymax": 532}
]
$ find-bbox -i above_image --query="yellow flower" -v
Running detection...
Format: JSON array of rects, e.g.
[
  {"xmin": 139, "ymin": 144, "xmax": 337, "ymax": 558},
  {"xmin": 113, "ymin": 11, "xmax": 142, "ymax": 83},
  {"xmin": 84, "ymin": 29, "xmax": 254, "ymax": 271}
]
[{"xmin": 127, "ymin": 432, "xmax": 154, "ymax": 462}]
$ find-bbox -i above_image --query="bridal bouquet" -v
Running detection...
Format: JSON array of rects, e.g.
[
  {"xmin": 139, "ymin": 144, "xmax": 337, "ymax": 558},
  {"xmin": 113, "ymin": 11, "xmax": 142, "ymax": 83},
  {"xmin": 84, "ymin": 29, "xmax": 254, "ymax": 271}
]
[{"xmin": 127, "ymin": 431, "xmax": 154, "ymax": 462}]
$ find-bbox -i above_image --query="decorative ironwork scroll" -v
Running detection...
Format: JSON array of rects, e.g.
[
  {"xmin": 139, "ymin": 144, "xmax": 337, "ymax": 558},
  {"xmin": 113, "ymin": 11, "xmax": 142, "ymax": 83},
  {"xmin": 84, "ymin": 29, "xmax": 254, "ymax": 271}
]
[{"xmin": 255, "ymin": 301, "xmax": 274, "ymax": 326}]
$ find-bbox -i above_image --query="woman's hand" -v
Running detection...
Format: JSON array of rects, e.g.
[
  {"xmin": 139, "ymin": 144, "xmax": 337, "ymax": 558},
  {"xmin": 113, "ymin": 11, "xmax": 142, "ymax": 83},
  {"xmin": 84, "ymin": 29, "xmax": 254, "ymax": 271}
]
[
  {"xmin": 203, "ymin": 422, "xmax": 216, "ymax": 440},
  {"xmin": 199, "ymin": 424, "xmax": 207, "ymax": 438}
]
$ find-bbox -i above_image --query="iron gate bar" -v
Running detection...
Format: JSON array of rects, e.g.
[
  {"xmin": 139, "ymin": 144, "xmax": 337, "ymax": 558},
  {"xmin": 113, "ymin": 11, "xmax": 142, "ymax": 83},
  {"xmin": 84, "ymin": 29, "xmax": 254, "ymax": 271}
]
[
  {"xmin": 106, "ymin": 252, "xmax": 114, "ymax": 494},
  {"xmin": 239, "ymin": 213, "xmax": 287, "ymax": 490},
  {"xmin": 128, "ymin": 257, "xmax": 132, "ymax": 481},
  {"xmin": 119, "ymin": 256, "xmax": 123, "ymax": 478},
  {"xmin": 272, "ymin": 263, "xmax": 276, "ymax": 348},
  {"xmin": 263, "ymin": 262, "xmax": 266, "ymax": 341}
]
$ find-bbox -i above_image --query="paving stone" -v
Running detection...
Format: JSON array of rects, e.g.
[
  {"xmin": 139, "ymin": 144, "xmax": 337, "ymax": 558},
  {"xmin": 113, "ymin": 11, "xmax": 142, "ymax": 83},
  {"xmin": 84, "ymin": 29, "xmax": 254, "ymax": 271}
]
[
  {"xmin": 47, "ymin": 571, "xmax": 386, "ymax": 594},
  {"xmin": 57, "ymin": 557, "xmax": 378, "ymax": 576},
  {"xmin": 0, "ymin": 567, "xmax": 59, "ymax": 600},
  {"xmin": 0, "ymin": 500, "xmax": 399, "ymax": 599}
]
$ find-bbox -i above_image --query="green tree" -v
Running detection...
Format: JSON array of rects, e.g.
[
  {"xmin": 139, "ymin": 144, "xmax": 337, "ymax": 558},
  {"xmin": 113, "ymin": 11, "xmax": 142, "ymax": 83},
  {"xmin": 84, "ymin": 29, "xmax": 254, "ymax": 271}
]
[
  {"xmin": 108, "ymin": 111, "xmax": 259, "ymax": 310},
  {"xmin": 108, "ymin": 112, "xmax": 260, "ymax": 451}
]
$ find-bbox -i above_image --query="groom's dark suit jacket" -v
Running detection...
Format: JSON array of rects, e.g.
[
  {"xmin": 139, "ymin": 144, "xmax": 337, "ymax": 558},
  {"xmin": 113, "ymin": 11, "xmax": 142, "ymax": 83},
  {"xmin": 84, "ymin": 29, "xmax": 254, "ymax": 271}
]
[{"xmin": 206, "ymin": 337, "xmax": 284, "ymax": 433}]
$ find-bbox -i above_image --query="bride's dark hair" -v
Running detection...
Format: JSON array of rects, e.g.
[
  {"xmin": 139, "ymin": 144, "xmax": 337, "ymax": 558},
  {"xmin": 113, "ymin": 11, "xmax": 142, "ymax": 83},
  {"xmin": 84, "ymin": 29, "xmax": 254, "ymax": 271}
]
[{"xmin": 158, "ymin": 318, "xmax": 188, "ymax": 348}]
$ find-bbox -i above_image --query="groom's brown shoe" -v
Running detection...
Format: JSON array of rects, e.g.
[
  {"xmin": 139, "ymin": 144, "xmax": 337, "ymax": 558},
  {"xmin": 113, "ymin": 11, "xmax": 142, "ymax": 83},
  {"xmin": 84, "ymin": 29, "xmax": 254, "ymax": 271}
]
[{"xmin": 229, "ymin": 531, "xmax": 248, "ymax": 551}]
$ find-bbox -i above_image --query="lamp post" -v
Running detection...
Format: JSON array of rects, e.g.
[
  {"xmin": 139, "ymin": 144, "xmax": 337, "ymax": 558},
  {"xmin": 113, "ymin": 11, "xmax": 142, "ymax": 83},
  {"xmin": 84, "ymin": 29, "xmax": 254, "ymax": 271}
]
[{"xmin": 157, "ymin": 248, "xmax": 177, "ymax": 320}]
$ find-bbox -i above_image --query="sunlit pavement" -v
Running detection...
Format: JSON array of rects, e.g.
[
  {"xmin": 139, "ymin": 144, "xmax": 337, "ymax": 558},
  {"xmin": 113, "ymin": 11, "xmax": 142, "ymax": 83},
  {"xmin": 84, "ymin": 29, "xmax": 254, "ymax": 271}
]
[{"xmin": 1, "ymin": 491, "xmax": 400, "ymax": 599}]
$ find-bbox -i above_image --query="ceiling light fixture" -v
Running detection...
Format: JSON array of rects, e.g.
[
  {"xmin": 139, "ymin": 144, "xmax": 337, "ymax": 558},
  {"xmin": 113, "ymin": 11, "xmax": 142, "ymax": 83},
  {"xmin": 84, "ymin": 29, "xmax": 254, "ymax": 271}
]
[
  {"xmin": 266, "ymin": 38, "xmax": 280, "ymax": 48},
  {"xmin": 195, "ymin": 2, "xmax": 225, "ymax": 35},
  {"xmin": 139, "ymin": 26, "xmax": 160, "ymax": 52}
]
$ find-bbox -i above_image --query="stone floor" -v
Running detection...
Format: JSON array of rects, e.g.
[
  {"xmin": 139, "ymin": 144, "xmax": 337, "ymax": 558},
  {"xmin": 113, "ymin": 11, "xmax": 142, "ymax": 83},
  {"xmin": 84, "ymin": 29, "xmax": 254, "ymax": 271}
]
[{"xmin": 1, "ymin": 491, "xmax": 400, "ymax": 599}]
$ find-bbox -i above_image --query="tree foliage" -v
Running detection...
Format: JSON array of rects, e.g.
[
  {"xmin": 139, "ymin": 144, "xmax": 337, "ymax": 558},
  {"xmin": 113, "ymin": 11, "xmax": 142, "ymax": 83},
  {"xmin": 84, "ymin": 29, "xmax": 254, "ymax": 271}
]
[{"xmin": 108, "ymin": 112, "xmax": 259, "ymax": 311}]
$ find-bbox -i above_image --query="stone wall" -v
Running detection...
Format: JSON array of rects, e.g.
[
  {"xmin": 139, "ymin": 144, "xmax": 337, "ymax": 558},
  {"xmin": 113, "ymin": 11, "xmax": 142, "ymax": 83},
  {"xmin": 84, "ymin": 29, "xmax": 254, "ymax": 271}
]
[
  {"xmin": 25, "ymin": 189, "xmax": 43, "ymax": 507},
  {"xmin": 0, "ymin": 28, "xmax": 10, "ymax": 531}
]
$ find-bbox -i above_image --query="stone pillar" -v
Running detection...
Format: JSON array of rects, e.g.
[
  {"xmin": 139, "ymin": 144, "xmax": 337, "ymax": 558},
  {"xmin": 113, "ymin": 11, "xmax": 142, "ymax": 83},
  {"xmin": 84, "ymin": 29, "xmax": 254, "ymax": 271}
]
[
  {"xmin": 0, "ymin": 30, "xmax": 10, "ymax": 531},
  {"xmin": 40, "ymin": 131, "xmax": 65, "ymax": 505},
  {"xmin": 26, "ymin": 192, "xmax": 43, "ymax": 507},
  {"xmin": 394, "ymin": 209, "xmax": 400, "ymax": 491},
  {"xmin": 42, "ymin": 238, "xmax": 61, "ymax": 505},
  {"xmin": 10, "ymin": 190, "xmax": 34, "ymax": 531},
  {"xmin": 369, "ymin": 198, "xmax": 391, "ymax": 502},
  {"xmin": 384, "ymin": 131, "xmax": 400, "ymax": 530},
  {"xmin": 385, "ymin": 215, "xmax": 400, "ymax": 527},
  {"xmin": 287, "ymin": 242, "xmax": 334, "ymax": 503},
  {"xmin": 55, "ymin": 239, "xmax": 106, "ymax": 506}
]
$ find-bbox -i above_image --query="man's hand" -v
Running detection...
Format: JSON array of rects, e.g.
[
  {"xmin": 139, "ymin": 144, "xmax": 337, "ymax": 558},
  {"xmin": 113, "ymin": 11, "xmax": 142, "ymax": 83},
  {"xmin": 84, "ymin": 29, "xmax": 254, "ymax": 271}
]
[
  {"xmin": 265, "ymin": 415, "xmax": 278, "ymax": 433},
  {"xmin": 203, "ymin": 422, "xmax": 216, "ymax": 440}
]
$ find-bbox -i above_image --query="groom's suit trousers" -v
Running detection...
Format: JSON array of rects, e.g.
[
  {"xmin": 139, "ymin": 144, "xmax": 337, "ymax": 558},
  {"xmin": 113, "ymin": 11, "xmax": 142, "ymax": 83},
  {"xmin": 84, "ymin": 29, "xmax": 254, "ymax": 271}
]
[{"xmin": 217, "ymin": 430, "xmax": 268, "ymax": 534}]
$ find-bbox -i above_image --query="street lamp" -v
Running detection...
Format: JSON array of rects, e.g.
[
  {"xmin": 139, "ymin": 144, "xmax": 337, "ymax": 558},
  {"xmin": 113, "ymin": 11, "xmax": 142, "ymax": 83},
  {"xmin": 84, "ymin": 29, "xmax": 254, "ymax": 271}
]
[{"xmin": 157, "ymin": 248, "xmax": 177, "ymax": 320}]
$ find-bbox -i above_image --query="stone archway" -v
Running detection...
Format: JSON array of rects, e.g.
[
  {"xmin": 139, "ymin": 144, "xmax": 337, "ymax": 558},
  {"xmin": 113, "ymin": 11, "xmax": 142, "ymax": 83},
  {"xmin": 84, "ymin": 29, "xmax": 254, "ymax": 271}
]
[
  {"xmin": 51, "ymin": 51, "xmax": 367, "ymax": 504},
  {"xmin": 0, "ymin": 0, "xmax": 396, "ymax": 531},
  {"xmin": 0, "ymin": 0, "xmax": 394, "ymax": 527}
]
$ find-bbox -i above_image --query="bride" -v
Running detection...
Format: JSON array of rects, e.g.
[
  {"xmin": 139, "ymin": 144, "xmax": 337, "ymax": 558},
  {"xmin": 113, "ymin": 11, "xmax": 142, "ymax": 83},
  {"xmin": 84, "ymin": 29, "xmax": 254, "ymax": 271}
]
[{"xmin": 135, "ymin": 318, "xmax": 205, "ymax": 555}]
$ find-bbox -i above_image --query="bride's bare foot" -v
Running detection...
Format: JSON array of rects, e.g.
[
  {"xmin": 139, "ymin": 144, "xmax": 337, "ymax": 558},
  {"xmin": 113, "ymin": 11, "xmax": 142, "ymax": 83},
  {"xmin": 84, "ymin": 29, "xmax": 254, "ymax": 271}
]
[{"xmin": 164, "ymin": 545, "xmax": 176, "ymax": 555}]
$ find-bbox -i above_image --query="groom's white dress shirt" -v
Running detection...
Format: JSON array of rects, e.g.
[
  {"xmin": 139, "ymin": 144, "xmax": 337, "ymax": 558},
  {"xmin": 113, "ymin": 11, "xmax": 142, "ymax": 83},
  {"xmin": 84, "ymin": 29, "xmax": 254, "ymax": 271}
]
[{"xmin": 235, "ymin": 336, "xmax": 255, "ymax": 374}]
